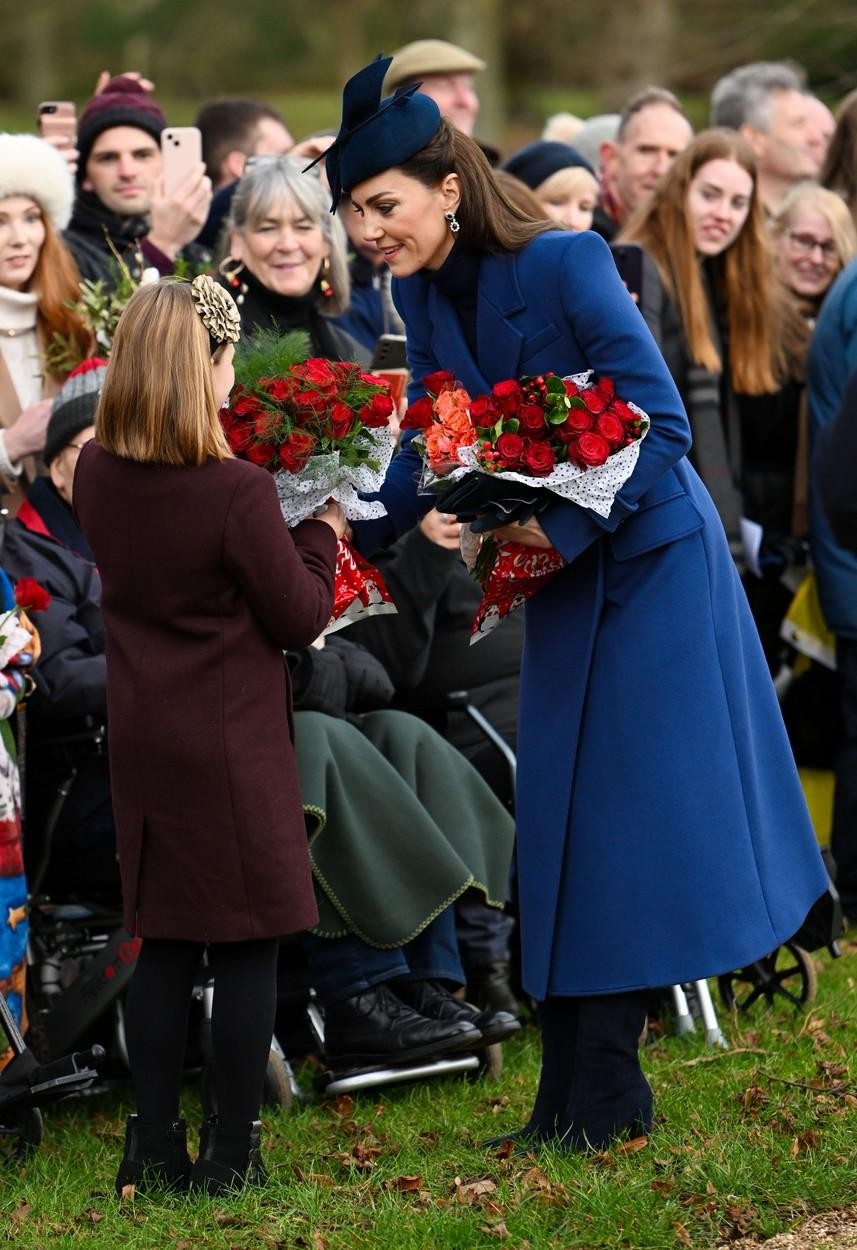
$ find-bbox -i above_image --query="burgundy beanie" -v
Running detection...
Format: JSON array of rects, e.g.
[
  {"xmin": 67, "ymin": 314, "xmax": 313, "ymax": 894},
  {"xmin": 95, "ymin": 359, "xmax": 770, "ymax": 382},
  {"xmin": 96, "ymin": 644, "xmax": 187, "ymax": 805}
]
[{"xmin": 77, "ymin": 76, "xmax": 166, "ymax": 183}]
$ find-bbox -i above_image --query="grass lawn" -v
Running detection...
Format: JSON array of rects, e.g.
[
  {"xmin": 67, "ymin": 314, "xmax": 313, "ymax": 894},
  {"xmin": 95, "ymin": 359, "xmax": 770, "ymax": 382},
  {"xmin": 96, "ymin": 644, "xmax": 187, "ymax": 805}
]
[{"xmin": 2, "ymin": 935, "xmax": 855, "ymax": 1250}]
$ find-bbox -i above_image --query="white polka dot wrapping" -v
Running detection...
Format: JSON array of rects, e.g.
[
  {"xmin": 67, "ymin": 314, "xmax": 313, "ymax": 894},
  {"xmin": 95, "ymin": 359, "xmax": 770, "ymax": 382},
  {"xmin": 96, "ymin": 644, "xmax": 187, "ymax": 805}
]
[
  {"xmin": 421, "ymin": 371, "xmax": 650, "ymax": 519},
  {"xmin": 272, "ymin": 428, "xmax": 396, "ymax": 527}
]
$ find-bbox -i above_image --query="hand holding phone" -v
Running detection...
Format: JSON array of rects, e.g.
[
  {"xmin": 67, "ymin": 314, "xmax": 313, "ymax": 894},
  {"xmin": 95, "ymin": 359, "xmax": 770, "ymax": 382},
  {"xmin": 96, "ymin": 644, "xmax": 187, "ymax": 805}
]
[
  {"xmin": 38, "ymin": 102, "xmax": 78, "ymax": 174},
  {"xmin": 148, "ymin": 128, "xmax": 211, "ymax": 259}
]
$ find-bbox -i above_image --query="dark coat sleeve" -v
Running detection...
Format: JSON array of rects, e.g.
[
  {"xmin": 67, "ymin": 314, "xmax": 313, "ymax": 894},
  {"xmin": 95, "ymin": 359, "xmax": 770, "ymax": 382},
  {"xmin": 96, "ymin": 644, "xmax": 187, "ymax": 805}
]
[
  {"xmin": 222, "ymin": 467, "xmax": 337, "ymax": 650},
  {"xmin": 815, "ymin": 366, "xmax": 857, "ymax": 554},
  {"xmin": 29, "ymin": 565, "xmax": 107, "ymax": 720}
]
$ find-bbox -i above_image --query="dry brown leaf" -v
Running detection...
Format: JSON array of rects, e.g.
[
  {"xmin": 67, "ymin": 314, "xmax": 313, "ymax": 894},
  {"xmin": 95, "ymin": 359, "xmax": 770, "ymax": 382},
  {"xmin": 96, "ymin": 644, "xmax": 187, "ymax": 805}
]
[
  {"xmin": 790, "ymin": 1129, "xmax": 822, "ymax": 1155},
  {"xmin": 214, "ymin": 1210, "xmax": 241, "ymax": 1227},
  {"xmin": 651, "ymin": 1178, "xmax": 675, "ymax": 1196},
  {"xmin": 674, "ymin": 1221, "xmax": 693, "ymax": 1247},
  {"xmin": 10, "ymin": 1201, "xmax": 30, "ymax": 1224},
  {"xmin": 330, "ymin": 1094, "xmax": 355, "ymax": 1117},
  {"xmin": 392, "ymin": 1175, "xmax": 423, "ymax": 1192},
  {"xmin": 480, "ymin": 1222, "xmax": 511, "ymax": 1239},
  {"xmin": 454, "ymin": 1177, "xmax": 499, "ymax": 1205},
  {"xmin": 495, "ymin": 1138, "xmax": 516, "ymax": 1160},
  {"xmin": 311, "ymin": 1232, "xmax": 327, "ymax": 1250},
  {"xmin": 615, "ymin": 1135, "xmax": 649, "ymax": 1155},
  {"xmin": 119, "ymin": 1183, "xmax": 136, "ymax": 1203},
  {"xmin": 81, "ymin": 1208, "xmax": 105, "ymax": 1224}
]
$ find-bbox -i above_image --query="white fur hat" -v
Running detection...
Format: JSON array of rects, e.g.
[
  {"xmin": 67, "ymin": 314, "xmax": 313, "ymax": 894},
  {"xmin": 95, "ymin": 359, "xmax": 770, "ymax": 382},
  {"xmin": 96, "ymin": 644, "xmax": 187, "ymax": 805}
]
[{"xmin": 0, "ymin": 133, "xmax": 74, "ymax": 231}]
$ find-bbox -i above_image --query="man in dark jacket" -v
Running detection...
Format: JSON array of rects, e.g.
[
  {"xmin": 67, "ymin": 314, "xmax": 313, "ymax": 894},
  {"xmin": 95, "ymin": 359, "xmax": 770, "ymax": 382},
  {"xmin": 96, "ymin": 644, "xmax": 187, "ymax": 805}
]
[{"xmin": 64, "ymin": 76, "xmax": 211, "ymax": 286}]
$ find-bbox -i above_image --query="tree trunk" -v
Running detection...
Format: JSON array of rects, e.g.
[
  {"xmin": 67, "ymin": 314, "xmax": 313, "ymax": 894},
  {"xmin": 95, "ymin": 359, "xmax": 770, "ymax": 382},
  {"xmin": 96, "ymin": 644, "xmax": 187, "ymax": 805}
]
[{"xmin": 450, "ymin": 0, "xmax": 506, "ymax": 146}]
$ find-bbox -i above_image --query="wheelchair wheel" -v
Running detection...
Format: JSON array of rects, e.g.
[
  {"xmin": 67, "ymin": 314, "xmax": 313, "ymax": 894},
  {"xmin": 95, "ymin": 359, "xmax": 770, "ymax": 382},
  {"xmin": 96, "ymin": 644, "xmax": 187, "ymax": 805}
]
[
  {"xmin": 718, "ymin": 943, "xmax": 817, "ymax": 1013},
  {"xmin": 0, "ymin": 1105, "xmax": 43, "ymax": 1160},
  {"xmin": 202, "ymin": 1046, "xmax": 294, "ymax": 1115}
]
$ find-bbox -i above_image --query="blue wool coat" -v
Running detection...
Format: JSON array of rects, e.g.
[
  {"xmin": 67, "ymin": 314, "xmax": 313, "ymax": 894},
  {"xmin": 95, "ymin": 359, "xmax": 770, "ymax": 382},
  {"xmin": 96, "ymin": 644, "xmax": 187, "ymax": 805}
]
[{"xmin": 379, "ymin": 230, "xmax": 826, "ymax": 1000}]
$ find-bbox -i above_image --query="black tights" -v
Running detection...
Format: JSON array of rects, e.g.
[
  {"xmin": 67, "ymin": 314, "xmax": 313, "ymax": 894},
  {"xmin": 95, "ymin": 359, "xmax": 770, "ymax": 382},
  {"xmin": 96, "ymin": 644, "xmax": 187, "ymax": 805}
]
[
  {"xmin": 526, "ymin": 992, "xmax": 652, "ymax": 1150},
  {"xmin": 123, "ymin": 937, "xmax": 279, "ymax": 1126}
]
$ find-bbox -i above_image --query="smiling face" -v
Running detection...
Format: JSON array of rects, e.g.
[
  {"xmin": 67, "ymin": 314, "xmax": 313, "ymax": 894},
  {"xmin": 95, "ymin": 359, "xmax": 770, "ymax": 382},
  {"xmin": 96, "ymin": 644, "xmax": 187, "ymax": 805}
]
[
  {"xmin": 776, "ymin": 203, "xmax": 841, "ymax": 298},
  {"xmin": 536, "ymin": 167, "xmax": 598, "ymax": 232},
  {"xmin": 0, "ymin": 195, "xmax": 46, "ymax": 290},
  {"xmin": 230, "ymin": 191, "xmax": 330, "ymax": 297},
  {"xmin": 686, "ymin": 158, "xmax": 754, "ymax": 257},
  {"xmin": 82, "ymin": 126, "xmax": 162, "ymax": 216},
  {"xmin": 348, "ymin": 169, "xmax": 461, "ymax": 277}
]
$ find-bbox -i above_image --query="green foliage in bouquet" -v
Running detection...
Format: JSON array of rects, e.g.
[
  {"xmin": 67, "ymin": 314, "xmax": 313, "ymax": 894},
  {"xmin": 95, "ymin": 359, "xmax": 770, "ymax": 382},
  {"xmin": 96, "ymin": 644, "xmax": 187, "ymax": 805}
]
[{"xmin": 44, "ymin": 245, "xmax": 143, "ymax": 375}]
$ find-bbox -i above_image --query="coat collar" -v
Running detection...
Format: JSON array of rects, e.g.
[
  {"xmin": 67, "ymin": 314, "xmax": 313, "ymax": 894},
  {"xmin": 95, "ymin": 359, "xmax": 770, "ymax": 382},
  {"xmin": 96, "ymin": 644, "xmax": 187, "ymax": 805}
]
[{"xmin": 424, "ymin": 249, "xmax": 527, "ymax": 393}]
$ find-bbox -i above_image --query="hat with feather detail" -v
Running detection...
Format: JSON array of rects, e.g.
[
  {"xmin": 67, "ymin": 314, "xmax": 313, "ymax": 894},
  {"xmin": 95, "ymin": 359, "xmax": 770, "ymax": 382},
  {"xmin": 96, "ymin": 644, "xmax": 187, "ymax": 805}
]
[{"xmin": 311, "ymin": 56, "xmax": 441, "ymax": 210}]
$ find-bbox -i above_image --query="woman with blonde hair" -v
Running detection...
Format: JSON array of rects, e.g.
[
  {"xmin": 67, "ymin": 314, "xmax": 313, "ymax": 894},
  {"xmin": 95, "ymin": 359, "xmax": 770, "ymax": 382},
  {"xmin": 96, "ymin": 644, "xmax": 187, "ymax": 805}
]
[
  {"xmin": 0, "ymin": 134, "xmax": 92, "ymax": 511},
  {"xmin": 73, "ymin": 276, "xmax": 344, "ymax": 1195},
  {"xmin": 503, "ymin": 141, "xmax": 598, "ymax": 232},
  {"xmin": 740, "ymin": 183, "xmax": 857, "ymax": 661},
  {"xmin": 621, "ymin": 128, "xmax": 785, "ymax": 556}
]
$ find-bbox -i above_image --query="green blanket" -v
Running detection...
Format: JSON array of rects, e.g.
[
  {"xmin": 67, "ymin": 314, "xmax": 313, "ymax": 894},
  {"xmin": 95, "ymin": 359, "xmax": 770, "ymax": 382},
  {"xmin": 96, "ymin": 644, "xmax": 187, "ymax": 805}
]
[{"xmin": 295, "ymin": 709, "xmax": 515, "ymax": 948}]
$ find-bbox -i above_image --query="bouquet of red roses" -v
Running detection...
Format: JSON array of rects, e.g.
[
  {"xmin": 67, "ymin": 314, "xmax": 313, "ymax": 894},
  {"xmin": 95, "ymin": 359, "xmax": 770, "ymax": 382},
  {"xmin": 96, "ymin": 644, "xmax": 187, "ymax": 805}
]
[
  {"xmin": 222, "ymin": 331, "xmax": 398, "ymax": 633},
  {"xmin": 403, "ymin": 369, "xmax": 649, "ymax": 641}
]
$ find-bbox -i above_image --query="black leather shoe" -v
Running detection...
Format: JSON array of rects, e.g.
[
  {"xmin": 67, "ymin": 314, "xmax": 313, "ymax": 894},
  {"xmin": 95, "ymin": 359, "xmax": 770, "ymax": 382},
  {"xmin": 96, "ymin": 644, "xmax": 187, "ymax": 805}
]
[
  {"xmin": 114, "ymin": 1115, "xmax": 192, "ymax": 1196},
  {"xmin": 467, "ymin": 960, "xmax": 521, "ymax": 1018},
  {"xmin": 393, "ymin": 978, "xmax": 522, "ymax": 1045},
  {"xmin": 322, "ymin": 983, "xmax": 481, "ymax": 1068},
  {"xmin": 189, "ymin": 1117, "xmax": 267, "ymax": 1195}
]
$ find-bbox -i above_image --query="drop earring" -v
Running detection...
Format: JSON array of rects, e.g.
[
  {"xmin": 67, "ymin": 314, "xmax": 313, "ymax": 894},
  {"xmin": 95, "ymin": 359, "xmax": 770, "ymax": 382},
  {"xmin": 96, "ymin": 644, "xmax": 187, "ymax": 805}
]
[
  {"xmin": 320, "ymin": 256, "xmax": 334, "ymax": 299},
  {"xmin": 444, "ymin": 210, "xmax": 461, "ymax": 234}
]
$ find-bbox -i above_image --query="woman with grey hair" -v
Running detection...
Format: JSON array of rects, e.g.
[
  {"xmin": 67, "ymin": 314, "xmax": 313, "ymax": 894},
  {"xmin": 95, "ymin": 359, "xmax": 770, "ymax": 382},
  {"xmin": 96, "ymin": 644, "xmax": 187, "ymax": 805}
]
[{"xmin": 218, "ymin": 155, "xmax": 366, "ymax": 360}]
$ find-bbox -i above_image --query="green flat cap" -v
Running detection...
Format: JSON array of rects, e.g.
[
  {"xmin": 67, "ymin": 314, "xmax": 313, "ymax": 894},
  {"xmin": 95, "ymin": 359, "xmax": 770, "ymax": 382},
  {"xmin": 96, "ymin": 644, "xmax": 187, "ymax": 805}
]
[{"xmin": 384, "ymin": 40, "xmax": 486, "ymax": 93}]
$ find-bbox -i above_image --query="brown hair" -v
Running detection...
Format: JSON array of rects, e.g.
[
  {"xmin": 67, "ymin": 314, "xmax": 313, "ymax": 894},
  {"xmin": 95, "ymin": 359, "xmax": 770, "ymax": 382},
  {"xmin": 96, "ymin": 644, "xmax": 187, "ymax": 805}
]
[
  {"xmin": 97, "ymin": 281, "xmax": 232, "ymax": 465},
  {"xmin": 621, "ymin": 128, "xmax": 784, "ymax": 394},
  {"xmin": 491, "ymin": 170, "xmax": 553, "ymax": 223},
  {"xmin": 819, "ymin": 89, "xmax": 857, "ymax": 223},
  {"xmin": 395, "ymin": 120, "xmax": 553, "ymax": 253},
  {"xmin": 25, "ymin": 215, "xmax": 93, "ymax": 376}
]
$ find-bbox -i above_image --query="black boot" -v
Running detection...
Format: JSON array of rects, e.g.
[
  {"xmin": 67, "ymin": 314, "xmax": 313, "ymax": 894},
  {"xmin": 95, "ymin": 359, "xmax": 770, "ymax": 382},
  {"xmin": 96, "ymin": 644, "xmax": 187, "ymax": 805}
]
[
  {"xmin": 393, "ymin": 978, "xmax": 522, "ymax": 1045},
  {"xmin": 322, "ymin": 983, "xmax": 481, "ymax": 1069},
  {"xmin": 189, "ymin": 1116, "xmax": 267, "ymax": 1195},
  {"xmin": 467, "ymin": 959, "xmax": 521, "ymax": 1018},
  {"xmin": 114, "ymin": 1115, "xmax": 192, "ymax": 1197}
]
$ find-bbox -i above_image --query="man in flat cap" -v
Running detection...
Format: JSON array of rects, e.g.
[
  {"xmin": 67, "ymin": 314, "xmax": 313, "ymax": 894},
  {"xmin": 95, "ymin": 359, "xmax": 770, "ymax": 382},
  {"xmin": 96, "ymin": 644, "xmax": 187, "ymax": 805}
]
[{"xmin": 384, "ymin": 39, "xmax": 485, "ymax": 137}]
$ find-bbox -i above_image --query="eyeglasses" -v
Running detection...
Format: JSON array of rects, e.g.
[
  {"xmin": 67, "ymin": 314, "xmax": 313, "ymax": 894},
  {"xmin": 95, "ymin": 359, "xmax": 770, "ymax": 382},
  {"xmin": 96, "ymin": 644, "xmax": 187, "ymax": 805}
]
[{"xmin": 786, "ymin": 230, "xmax": 838, "ymax": 261}]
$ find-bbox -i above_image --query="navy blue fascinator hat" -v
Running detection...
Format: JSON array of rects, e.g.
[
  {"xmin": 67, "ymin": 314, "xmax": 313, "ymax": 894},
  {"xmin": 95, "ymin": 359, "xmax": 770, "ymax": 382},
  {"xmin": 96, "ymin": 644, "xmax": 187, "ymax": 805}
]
[{"xmin": 313, "ymin": 56, "xmax": 442, "ymax": 209}]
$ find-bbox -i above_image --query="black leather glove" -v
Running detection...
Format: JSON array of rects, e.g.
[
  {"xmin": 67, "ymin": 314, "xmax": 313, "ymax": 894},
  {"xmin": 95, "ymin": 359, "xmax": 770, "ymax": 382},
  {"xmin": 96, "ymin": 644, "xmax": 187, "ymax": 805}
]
[{"xmin": 435, "ymin": 472, "xmax": 551, "ymax": 533}]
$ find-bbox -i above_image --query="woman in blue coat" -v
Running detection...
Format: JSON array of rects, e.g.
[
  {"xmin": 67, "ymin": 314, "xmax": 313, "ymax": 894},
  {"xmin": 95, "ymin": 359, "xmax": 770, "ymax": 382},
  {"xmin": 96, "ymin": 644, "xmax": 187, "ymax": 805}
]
[{"xmin": 324, "ymin": 59, "xmax": 828, "ymax": 1151}]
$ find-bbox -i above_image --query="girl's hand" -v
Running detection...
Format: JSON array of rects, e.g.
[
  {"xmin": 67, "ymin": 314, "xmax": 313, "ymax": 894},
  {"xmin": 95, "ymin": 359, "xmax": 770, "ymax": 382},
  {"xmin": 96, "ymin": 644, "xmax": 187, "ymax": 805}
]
[
  {"xmin": 314, "ymin": 499, "xmax": 348, "ymax": 539},
  {"xmin": 490, "ymin": 516, "xmax": 553, "ymax": 548}
]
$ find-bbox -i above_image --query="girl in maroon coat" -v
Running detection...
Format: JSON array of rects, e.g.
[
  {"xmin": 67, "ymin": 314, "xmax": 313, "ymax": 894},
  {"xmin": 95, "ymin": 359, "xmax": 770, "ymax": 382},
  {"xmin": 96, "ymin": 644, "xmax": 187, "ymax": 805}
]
[{"xmin": 73, "ymin": 276, "xmax": 343, "ymax": 1195}]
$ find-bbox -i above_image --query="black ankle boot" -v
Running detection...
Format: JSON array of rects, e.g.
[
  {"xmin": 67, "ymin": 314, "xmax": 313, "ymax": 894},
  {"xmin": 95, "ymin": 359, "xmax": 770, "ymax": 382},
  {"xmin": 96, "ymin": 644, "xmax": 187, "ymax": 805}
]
[
  {"xmin": 189, "ymin": 1116, "xmax": 267, "ymax": 1195},
  {"xmin": 114, "ymin": 1115, "xmax": 192, "ymax": 1196}
]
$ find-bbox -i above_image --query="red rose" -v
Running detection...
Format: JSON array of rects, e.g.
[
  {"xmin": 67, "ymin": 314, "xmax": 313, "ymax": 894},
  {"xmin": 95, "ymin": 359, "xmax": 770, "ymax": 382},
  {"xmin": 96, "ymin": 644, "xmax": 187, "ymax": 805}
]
[
  {"xmin": 518, "ymin": 403, "xmax": 548, "ymax": 437},
  {"xmin": 561, "ymin": 406, "xmax": 595, "ymax": 435},
  {"xmin": 491, "ymin": 379, "xmax": 523, "ymax": 416},
  {"xmin": 231, "ymin": 392, "xmax": 263, "ymax": 419},
  {"xmin": 221, "ymin": 413, "xmax": 252, "ymax": 454},
  {"xmin": 294, "ymin": 389, "xmax": 328, "ymax": 414},
  {"xmin": 469, "ymin": 395, "xmax": 499, "ymax": 427},
  {"xmin": 253, "ymin": 411, "xmax": 277, "ymax": 441},
  {"xmin": 575, "ymin": 432, "xmax": 611, "ymax": 466},
  {"xmin": 301, "ymin": 358, "xmax": 339, "ymax": 391},
  {"xmin": 610, "ymin": 398, "xmax": 639, "ymax": 427},
  {"xmin": 422, "ymin": 369, "xmax": 455, "ymax": 396},
  {"xmin": 563, "ymin": 378, "xmax": 581, "ymax": 398},
  {"xmin": 245, "ymin": 441, "xmax": 276, "ymax": 467},
  {"xmin": 260, "ymin": 376, "xmax": 295, "ymax": 403},
  {"xmin": 592, "ymin": 376, "xmax": 615, "ymax": 404},
  {"xmin": 522, "ymin": 441, "xmax": 556, "ymax": 475},
  {"xmin": 14, "ymin": 577, "xmax": 51, "ymax": 612},
  {"xmin": 279, "ymin": 430, "xmax": 316, "ymax": 473},
  {"xmin": 360, "ymin": 391, "xmax": 395, "ymax": 427},
  {"xmin": 360, "ymin": 370, "xmax": 387, "ymax": 387},
  {"xmin": 581, "ymin": 387, "xmax": 609, "ymax": 414},
  {"xmin": 595, "ymin": 412, "xmax": 625, "ymax": 446},
  {"xmin": 401, "ymin": 396, "xmax": 435, "ymax": 430},
  {"xmin": 329, "ymin": 402, "xmax": 355, "ymax": 440},
  {"xmin": 495, "ymin": 431, "xmax": 525, "ymax": 464}
]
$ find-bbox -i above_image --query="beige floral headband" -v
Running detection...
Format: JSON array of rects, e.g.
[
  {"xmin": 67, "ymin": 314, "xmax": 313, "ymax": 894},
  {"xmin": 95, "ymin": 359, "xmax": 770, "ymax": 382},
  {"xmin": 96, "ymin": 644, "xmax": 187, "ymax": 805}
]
[{"xmin": 190, "ymin": 274, "xmax": 241, "ymax": 346}]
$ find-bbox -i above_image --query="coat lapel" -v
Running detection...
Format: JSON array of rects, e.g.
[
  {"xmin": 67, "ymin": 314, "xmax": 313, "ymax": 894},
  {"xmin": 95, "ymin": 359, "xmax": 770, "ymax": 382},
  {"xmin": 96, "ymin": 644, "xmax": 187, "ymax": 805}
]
[
  {"xmin": 476, "ymin": 251, "xmax": 526, "ymax": 386},
  {"xmin": 427, "ymin": 283, "xmax": 491, "ymax": 396}
]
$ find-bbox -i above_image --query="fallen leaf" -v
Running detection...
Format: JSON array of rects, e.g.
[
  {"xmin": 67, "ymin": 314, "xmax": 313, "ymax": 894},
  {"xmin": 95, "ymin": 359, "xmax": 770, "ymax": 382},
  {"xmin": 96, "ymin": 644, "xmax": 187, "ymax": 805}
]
[
  {"xmin": 674, "ymin": 1221, "xmax": 693, "ymax": 1247},
  {"xmin": 391, "ymin": 1175, "xmax": 422, "ymax": 1192},
  {"xmin": 651, "ymin": 1178, "xmax": 675, "ymax": 1195},
  {"xmin": 10, "ymin": 1201, "xmax": 30, "ymax": 1224},
  {"xmin": 330, "ymin": 1094, "xmax": 355, "ymax": 1117},
  {"xmin": 454, "ymin": 1177, "xmax": 499, "ymax": 1205},
  {"xmin": 82, "ymin": 1208, "xmax": 105, "ymax": 1224},
  {"xmin": 495, "ymin": 1138, "xmax": 516, "ymax": 1160},
  {"xmin": 480, "ymin": 1222, "xmax": 511, "ymax": 1239},
  {"xmin": 615, "ymin": 1135, "xmax": 649, "ymax": 1155},
  {"xmin": 119, "ymin": 1183, "xmax": 135, "ymax": 1203},
  {"xmin": 791, "ymin": 1130, "xmax": 822, "ymax": 1155},
  {"xmin": 312, "ymin": 1233, "xmax": 327, "ymax": 1250}
]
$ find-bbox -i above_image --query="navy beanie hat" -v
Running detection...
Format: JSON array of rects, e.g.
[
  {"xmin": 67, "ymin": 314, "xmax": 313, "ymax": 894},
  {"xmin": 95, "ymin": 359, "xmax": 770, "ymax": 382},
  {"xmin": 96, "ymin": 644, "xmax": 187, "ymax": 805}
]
[
  {"xmin": 318, "ymin": 56, "xmax": 441, "ymax": 208},
  {"xmin": 503, "ymin": 141, "xmax": 594, "ymax": 190}
]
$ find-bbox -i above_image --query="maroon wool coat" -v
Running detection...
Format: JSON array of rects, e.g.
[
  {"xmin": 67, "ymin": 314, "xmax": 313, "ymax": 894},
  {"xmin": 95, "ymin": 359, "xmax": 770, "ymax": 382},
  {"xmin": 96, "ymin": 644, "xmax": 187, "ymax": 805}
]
[{"xmin": 73, "ymin": 442, "xmax": 337, "ymax": 942}]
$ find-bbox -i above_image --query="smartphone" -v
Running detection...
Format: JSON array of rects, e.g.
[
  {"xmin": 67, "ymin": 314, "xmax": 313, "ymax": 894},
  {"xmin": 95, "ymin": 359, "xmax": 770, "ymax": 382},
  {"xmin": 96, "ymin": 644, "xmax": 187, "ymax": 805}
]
[
  {"xmin": 371, "ymin": 334, "xmax": 408, "ymax": 372},
  {"xmin": 161, "ymin": 126, "xmax": 203, "ymax": 198},
  {"xmin": 37, "ymin": 101, "xmax": 77, "ymax": 147},
  {"xmin": 609, "ymin": 243, "xmax": 644, "ymax": 303}
]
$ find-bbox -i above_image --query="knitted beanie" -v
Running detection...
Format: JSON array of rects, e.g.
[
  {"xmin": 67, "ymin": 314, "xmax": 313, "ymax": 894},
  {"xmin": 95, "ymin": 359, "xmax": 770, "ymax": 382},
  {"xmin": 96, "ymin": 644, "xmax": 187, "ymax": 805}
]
[
  {"xmin": 503, "ymin": 141, "xmax": 594, "ymax": 190},
  {"xmin": 77, "ymin": 76, "xmax": 166, "ymax": 182},
  {"xmin": 0, "ymin": 133, "xmax": 74, "ymax": 230},
  {"xmin": 44, "ymin": 358, "xmax": 108, "ymax": 465}
]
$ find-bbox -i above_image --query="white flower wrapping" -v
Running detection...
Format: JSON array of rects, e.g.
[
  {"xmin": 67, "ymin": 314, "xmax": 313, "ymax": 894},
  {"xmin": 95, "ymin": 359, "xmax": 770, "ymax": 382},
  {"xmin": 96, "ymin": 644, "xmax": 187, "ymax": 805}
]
[
  {"xmin": 421, "ymin": 371, "xmax": 650, "ymax": 520},
  {"xmin": 273, "ymin": 428, "xmax": 397, "ymax": 527},
  {"xmin": 0, "ymin": 620, "xmax": 32, "ymax": 671}
]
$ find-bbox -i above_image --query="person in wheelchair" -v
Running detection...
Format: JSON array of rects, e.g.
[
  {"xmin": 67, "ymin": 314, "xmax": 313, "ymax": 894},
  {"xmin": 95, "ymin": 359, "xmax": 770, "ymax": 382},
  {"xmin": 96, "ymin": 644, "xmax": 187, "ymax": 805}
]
[
  {"xmin": 1, "ymin": 360, "xmax": 118, "ymax": 902},
  {"xmin": 5, "ymin": 363, "xmax": 518, "ymax": 1078}
]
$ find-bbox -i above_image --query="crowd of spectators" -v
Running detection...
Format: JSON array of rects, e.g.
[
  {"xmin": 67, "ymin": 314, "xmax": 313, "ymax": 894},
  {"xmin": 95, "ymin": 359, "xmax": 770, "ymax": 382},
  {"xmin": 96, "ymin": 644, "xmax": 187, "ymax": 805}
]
[{"xmin": 2, "ymin": 39, "xmax": 857, "ymax": 1086}]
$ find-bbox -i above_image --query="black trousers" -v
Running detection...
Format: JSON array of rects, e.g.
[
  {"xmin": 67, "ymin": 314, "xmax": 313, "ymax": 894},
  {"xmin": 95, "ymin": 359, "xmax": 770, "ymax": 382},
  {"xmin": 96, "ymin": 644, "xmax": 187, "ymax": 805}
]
[
  {"xmin": 526, "ymin": 991, "xmax": 652, "ymax": 1150},
  {"xmin": 832, "ymin": 637, "xmax": 857, "ymax": 919},
  {"xmin": 123, "ymin": 937, "xmax": 279, "ymax": 1127}
]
